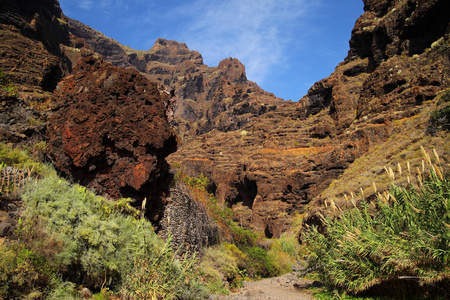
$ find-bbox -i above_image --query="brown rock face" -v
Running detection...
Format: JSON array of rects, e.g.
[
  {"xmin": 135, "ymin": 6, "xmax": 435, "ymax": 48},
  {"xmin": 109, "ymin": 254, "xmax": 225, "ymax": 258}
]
[
  {"xmin": 0, "ymin": 0, "xmax": 71, "ymax": 92},
  {"xmin": 0, "ymin": 0, "xmax": 72, "ymax": 142},
  {"xmin": 46, "ymin": 54, "xmax": 177, "ymax": 220},
  {"xmin": 350, "ymin": 0, "xmax": 450, "ymax": 63},
  {"xmin": 170, "ymin": 0, "xmax": 450, "ymax": 237}
]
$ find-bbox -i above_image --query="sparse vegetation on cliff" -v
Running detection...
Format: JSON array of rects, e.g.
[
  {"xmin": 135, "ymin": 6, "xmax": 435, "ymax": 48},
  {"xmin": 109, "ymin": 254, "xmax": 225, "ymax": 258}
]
[
  {"xmin": 0, "ymin": 70, "xmax": 17, "ymax": 97},
  {"xmin": 427, "ymin": 89, "xmax": 450, "ymax": 135}
]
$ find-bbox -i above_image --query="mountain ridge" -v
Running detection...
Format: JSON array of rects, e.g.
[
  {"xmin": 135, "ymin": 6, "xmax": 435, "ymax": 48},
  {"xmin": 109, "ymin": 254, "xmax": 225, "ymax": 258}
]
[{"xmin": 66, "ymin": 18, "xmax": 285, "ymax": 142}]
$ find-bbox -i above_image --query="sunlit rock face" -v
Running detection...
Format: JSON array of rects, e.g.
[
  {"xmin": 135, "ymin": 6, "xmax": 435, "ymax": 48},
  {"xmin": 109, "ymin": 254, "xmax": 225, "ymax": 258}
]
[{"xmin": 47, "ymin": 54, "xmax": 177, "ymax": 221}]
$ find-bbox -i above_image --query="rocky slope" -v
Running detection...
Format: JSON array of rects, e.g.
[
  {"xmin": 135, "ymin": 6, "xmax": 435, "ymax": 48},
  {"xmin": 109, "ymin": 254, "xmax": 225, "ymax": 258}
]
[
  {"xmin": 0, "ymin": 0, "xmax": 72, "ymax": 142},
  {"xmin": 1, "ymin": 0, "xmax": 449, "ymax": 241},
  {"xmin": 168, "ymin": 0, "xmax": 450, "ymax": 237}
]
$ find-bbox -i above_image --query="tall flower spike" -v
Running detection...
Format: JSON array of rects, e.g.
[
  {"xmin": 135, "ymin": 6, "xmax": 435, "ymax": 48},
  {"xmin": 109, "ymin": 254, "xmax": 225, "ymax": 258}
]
[
  {"xmin": 416, "ymin": 167, "xmax": 422, "ymax": 179},
  {"xmin": 420, "ymin": 145, "xmax": 427, "ymax": 160},
  {"xmin": 389, "ymin": 167, "xmax": 395, "ymax": 180},
  {"xmin": 350, "ymin": 191, "xmax": 356, "ymax": 207},
  {"xmin": 434, "ymin": 163, "xmax": 444, "ymax": 181},
  {"xmin": 433, "ymin": 148, "xmax": 440, "ymax": 163}
]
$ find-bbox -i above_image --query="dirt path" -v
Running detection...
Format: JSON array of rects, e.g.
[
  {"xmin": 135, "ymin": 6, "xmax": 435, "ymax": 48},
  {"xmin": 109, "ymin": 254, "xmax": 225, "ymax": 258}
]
[{"xmin": 210, "ymin": 271, "xmax": 316, "ymax": 300}]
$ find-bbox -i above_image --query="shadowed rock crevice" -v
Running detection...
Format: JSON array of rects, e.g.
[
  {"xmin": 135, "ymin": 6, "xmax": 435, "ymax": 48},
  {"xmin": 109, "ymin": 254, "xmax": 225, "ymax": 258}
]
[{"xmin": 228, "ymin": 177, "xmax": 258, "ymax": 209}]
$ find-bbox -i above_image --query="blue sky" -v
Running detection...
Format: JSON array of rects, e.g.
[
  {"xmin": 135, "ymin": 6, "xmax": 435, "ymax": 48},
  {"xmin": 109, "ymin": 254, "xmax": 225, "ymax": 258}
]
[{"xmin": 59, "ymin": 0, "xmax": 364, "ymax": 101}]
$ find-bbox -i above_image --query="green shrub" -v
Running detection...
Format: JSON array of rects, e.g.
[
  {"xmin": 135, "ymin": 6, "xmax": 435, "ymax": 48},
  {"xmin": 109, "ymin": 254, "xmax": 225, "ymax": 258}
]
[
  {"xmin": 268, "ymin": 236, "xmax": 300, "ymax": 274},
  {"xmin": 21, "ymin": 177, "xmax": 163, "ymax": 289},
  {"xmin": 20, "ymin": 176, "xmax": 205, "ymax": 297},
  {"xmin": 0, "ymin": 219, "xmax": 64, "ymax": 299},
  {"xmin": 47, "ymin": 279, "xmax": 78, "ymax": 300},
  {"xmin": 0, "ymin": 70, "xmax": 17, "ymax": 97},
  {"xmin": 0, "ymin": 143, "xmax": 39, "ymax": 170},
  {"xmin": 120, "ymin": 237, "xmax": 207, "ymax": 300},
  {"xmin": 245, "ymin": 247, "xmax": 278, "ymax": 279},
  {"xmin": 200, "ymin": 243, "xmax": 242, "ymax": 292},
  {"xmin": 228, "ymin": 222, "xmax": 258, "ymax": 248},
  {"xmin": 303, "ymin": 153, "xmax": 449, "ymax": 297},
  {"xmin": 427, "ymin": 105, "xmax": 450, "ymax": 135},
  {"xmin": 183, "ymin": 173, "xmax": 209, "ymax": 189}
]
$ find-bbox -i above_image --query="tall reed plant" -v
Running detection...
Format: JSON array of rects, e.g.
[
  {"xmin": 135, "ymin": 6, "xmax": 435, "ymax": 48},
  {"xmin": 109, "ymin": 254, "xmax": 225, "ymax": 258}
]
[{"xmin": 304, "ymin": 148, "xmax": 449, "ymax": 297}]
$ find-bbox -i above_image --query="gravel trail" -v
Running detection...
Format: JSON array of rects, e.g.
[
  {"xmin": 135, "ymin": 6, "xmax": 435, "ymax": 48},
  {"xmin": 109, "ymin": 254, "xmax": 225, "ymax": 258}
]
[{"xmin": 210, "ymin": 269, "xmax": 317, "ymax": 300}]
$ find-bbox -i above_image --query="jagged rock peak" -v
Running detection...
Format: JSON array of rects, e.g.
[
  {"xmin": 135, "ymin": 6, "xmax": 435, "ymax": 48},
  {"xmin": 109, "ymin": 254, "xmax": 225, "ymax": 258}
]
[
  {"xmin": 151, "ymin": 38, "xmax": 189, "ymax": 52},
  {"xmin": 148, "ymin": 38, "xmax": 203, "ymax": 65},
  {"xmin": 218, "ymin": 57, "xmax": 247, "ymax": 83}
]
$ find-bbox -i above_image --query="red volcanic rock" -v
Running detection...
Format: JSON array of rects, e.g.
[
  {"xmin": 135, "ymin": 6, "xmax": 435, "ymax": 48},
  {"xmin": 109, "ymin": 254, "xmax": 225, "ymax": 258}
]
[{"xmin": 47, "ymin": 54, "xmax": 177, "ymax": 219}]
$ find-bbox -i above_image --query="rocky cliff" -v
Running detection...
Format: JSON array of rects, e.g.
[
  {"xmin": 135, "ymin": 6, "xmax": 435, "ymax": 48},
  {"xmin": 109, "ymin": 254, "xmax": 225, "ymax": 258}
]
[
  {"xmin": 63, "ymin": 0, "xmax": 450, "ymax": 238},
  {"xmin": 0, "ymin": 0, "xmax": 72, "ymax": 142},
  {"xmin": 167, "ymin": 0, "xmax": 450, "ymax": 237},
  {"xmin": 299, "ymin": 0, "xmax": 450, "ymax": 229}
]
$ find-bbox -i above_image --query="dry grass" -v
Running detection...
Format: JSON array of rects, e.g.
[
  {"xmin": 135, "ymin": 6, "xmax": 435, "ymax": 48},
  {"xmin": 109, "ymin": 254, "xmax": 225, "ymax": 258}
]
[
  {"xmin": 317, "ymin": 99, "xmax": 449, "ymax": 209},
  {"xmin": 258, "ymin": 146, "xmax": 333, "ymax": 156}
]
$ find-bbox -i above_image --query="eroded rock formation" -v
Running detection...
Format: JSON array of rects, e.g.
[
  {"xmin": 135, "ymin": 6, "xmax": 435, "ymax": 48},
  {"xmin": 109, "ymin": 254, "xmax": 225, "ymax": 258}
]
[
  {"xmin": 159, "ymin": 181, "xmax": 221, "ymax": 253},
  {"xmin": 46, "ymin": 54, "xmax": 177, "ymax": 221}
]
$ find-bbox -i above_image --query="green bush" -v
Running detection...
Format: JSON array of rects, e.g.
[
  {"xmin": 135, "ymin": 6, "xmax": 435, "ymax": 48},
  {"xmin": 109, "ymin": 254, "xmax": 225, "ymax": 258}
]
[
  {"xmin": 199, "ymin": 243, "xmax": 244, "ymax": 293},
  {"xmin": 18, "ymin": 176, "xmax": 205, "ymax": 296},
  {"xmin": 245, "ymin": 247, "xmax": 278, "ymax": 279},
  {"xmin": 0, "ymin": 143, "xmax": 39, "ymax": 170},
  {"xmin": 427, "ymin": 105, "xmax": 450, "ymax": 135},
  {"xmin": 120, "ymin": 237, "xmax": 207, "ymax": 300},
  {"xmin": 183, "ymin": 173, "xmax": 209, "ymax": 189},
  {"xmin": 0, "ymin": 70, "xmax": 17, "ymax": 97},
  {"xmin": 303, "ymin": 157, "xmax": 449, "ymax": 297},
  {"xmin": 0, "ymin": 218, "xmax": 64, "ymax": 299},
  {"xmin": 267, "ymin": 235, "xmax": 300, "ymax": 274}
]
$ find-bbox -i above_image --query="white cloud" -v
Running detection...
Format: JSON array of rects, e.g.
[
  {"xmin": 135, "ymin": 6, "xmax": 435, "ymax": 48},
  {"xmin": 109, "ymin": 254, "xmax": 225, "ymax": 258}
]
[
  {"xmin": 171, "ymin": 0, "xmax": 317, "ymax": 84},
  {"xmin": 78, "ymin": 0, "xmax": 94, "ymax": 10}
]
